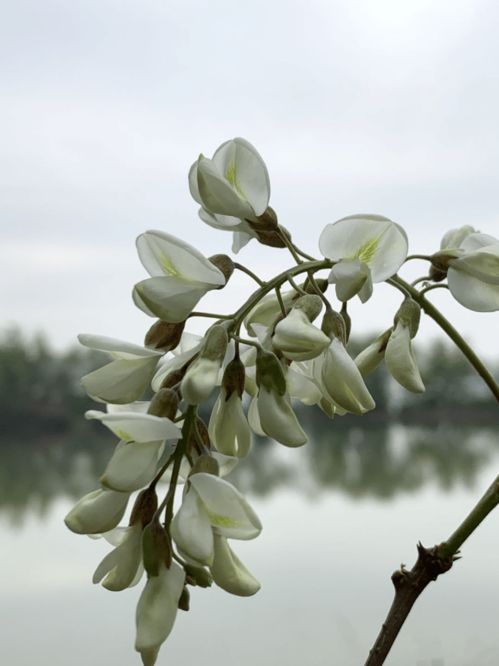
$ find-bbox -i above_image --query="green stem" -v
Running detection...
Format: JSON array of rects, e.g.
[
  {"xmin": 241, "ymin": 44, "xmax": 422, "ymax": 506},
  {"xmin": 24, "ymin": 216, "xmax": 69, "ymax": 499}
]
[
  {"xmin": 164, "ymin": 406, "xmax": 196, "ymax": 527},
  {"xmin": 405, "ymin": 254, "xmax": 432, "ymax": 262},
  {"xmin": 388, "ymin": 275, "xmax": 499, "ymax": 402},
  {"xmin": 439, "ymin": 474, "xmax": 499, "ymax": 558},
  {"xmin": 189, "ymin": 311, "xmax": 234, "ymax": 320},
  {"xmin": 230, "ymin": 259, "xmax": 331, "ymax": 329},
  {"xmin": 234, "ymin": 262, "xmax": 266, "ymax": 286},
  {"xmin": 420, "ymin": 283, "xmax": 449, "ymax": 296}
]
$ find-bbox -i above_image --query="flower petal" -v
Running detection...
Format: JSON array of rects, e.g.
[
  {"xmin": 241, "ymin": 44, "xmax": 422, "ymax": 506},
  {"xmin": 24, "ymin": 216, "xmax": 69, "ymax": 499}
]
[
  {"xmin": 385, "ymin": 322, "xmax": 425, "ymax": 393},
  {"xmin": 64, "ymin": 488, "xmax": 130, "ymax": 535},
  {"xmin": 188, "ymin": 473, "xmax": 262, "ymax": 540},
  {"xmin": 85, "ymin": 410, "xmax": 181, "ymax": 443},
  {"xmin": 101, "ymin": 441, "xmax": 166, "ymax": 492},
  {"xmin": 171, "ymin": 488, "xmax": 214, "ymax": 565},
  {"xmin": 210, "ymin": 534, "xmax": 261, "ymax": 597},
  {"xmin": 257, "ymin": 387, "xmax": 308, "ymax": 447}
]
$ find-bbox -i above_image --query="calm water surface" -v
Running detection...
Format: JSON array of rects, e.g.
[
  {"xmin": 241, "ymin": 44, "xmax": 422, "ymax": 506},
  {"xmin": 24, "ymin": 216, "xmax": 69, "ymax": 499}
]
[{"xmin": 1, "ymin": 424, "xmax": 499, "ymax": 666}]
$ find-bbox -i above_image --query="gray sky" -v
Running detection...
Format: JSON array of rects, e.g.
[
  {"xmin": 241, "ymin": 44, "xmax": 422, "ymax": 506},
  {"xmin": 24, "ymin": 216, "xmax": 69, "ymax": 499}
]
[{"xmin": 2, "ymin": 0, "xmax": 498, "ymax": 361}]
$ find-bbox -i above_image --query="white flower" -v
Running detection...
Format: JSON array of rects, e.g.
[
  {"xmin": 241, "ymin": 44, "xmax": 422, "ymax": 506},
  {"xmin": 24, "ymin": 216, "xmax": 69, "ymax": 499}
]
[
  {"xmin": 64, "ymin": 488, "xmax": 130, "ymax": 535},
  {"xmin": 180, "ymin": 325, "xmax": 228, "ymax": 404},
  {"xmin": 272, "ymin": 309, "xmax": 330, "ymax": 361},
  {"xmin": 189, "ymin": 137, "xmax": 270, "ymax": 221},
  {"xmin": 79, "ymin": 335, "xmax": 163, "ymax": 404},
  {"xmin": 171, "ymin": 473, "xmax": 262, "ymax": 566},
  {"xmin": 321, "ymin": 338, "xmax": 376, "ymax": 414},
  {"xmin": 445, "ymin": 232, "xmax": 499, "ymax": 312},
  {"xmin": 85, "ymin": 404, "xmax": 181, "ymax": 443},
  {"xmin": 93, "ymin": 524, "xmax": 143, "ymax": 591},
  {"xmin": 209, "ymin": 390, "xmax": 252, "ymax": 458},
  {"xmin": 244, "ymin": 289, "xmax": 296, "ymax": 336},
  {"xmin": 151, "ymin": 332, "xmax": 202, "ymax": 392},
  {"xmin": 354, "ymin": 329, "xmax": 392, "ymax": 377},
  {"xmin": 385, "ymin": 320, "xmax": 425, "ymax": 393},
  {"xmin": 101, "ymin": 440, "xmax": 167, "ymax": 492},
  {"xmin": 319, "ymin": 215, "xmax": 408, "ymax": 302},
  {"xmin": 135, "ymin": 562, "xmax": 185, "ymax": 666},
  {"xmin": 133, "ymin": 230, "xmax": 225, "ymax": 322},
  {"xmin": 257, "ymin": 387, "xmax": 308, "ymax": 447},
  {"xmin": 210, "ymin": 534, "xmax": 260, "ymax": 597}
]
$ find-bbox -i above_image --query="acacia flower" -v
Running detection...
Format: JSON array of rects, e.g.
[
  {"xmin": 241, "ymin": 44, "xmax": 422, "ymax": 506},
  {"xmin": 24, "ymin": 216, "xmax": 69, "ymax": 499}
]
[
  {"xmin": 135, "ymin": 561, "xmax": 185, "ymax": 666},
  {"xmin": 436, "ymin": 227, "xmax": 499, "ymax": 312},
  {"xmin": 255, "ymin": 351, "xmax": 307, "ymax": 447},
  {"xmin": 64, "ymin": 488, "xmax": 130, "ymax": 535},
  {"xmin": 319, "ymin": 215, "xmax": 408, "ymax": 302},
  {"xmin": 93, "ymin": 524, "xmax": 143, "ymax": 591},
  {"xmin": 189, "ymin": 137, "xmax": 270, "ymax": 221},
  {"xmin": 385, "ymin": 299, "xmax": 425, "ymax": 393},
  {"xmin": 79, "ymin": 335, "xmax": 163, "ymax": 404},
  {"xmin": 133, "ymin": 230, "xmax": 226, "ymax": 322},
  {"xmin": 180, "ymin": 325, "xmax": 228, "ymax": 404},
  {"xmin": 272, "ymin": 295, "xmax": 330, "ymax": 361},
  {"xmin": 210, "ymin": 534, "xmax": 260, "ymax": 597},
  {"xmin": 171, "ymin": 473, "xmax": 262, "ymax": 567}
]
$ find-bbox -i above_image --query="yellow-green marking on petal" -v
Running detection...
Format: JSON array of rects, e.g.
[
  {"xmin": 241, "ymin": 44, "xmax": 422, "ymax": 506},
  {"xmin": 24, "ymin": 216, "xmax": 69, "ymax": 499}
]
[
  {"xmin": 159, "ymin": 253, "xmax": 181, "ymax": 277},
  {"xmin": 225, "ymin": 160, "xmax": 246, "ymax": 199},
  {"xmin": 207, "ymin": 511, "xmax": 239, "ymax": 529}
]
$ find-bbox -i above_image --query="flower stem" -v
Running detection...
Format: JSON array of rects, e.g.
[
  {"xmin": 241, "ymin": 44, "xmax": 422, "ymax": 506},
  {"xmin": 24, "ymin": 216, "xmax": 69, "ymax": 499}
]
[
  {"xmin": 234, "ymin": 262, "xmax": 266, "ymax": 286},
  {"xmin": 388, "ymin": 275, "xmax": 499, "ymax": 402},
  {"xmin": 164, "ymin": 405, "xmax": 196, "ymax": 527}
]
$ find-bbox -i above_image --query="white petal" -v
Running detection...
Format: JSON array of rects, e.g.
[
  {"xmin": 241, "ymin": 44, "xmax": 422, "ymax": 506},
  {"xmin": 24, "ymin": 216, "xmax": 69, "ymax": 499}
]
[
  {"xmin": 232, "ymin": 230, "xmax": 255, "ymax": 253},
  {"xmin": 440, "ymin": 225, "xmax": 476, "ymax": 250},
  {"xmin": 189, "ymin": 473, "xmax": 262, "ymax": 540},
  {"xmin": 85, "ymin": 410, "xmax": 181, "ymax": 443},
  {"xmin": 244, "ymin": 289, "xmax": 295, "ymax": 336},
  {"xmin": 321, "ymin": 339, "xmax": 376, "ymax": 414},
  {"xmin": 447, "ymin": 266, "xmax": 499, "ymax": 312},
  {"xmin": 272, "ymin": 309, "xmax": 329, "ymax": 361},
  {"xmin": 133, "ymin": 276, "xmax": 212, "ymax": 322},
  {"xmin": 248, "ymin": 396, "xmax": 266, "ymax": 436},
  {"xmin": 151, "ymin": 342, "xmax": 202, "ymax": 392},
  {"xmin": 451, "ymin": 244, "xmax": 499, "ymax": 285},
  {"xmin": 78, "ymin": 334, "xmax": 161, "ymax": 359},
  {"xmin": 181, "ymin": 357, "xmax": 221, "ymax": 405},
  {"xmin": 210, "ymin": 534, "xmax": 260, "ymax": 597},
  {"xmin": 171, "ymin": 489, "xmax": 214, "ymax": 565},
  {"xmin": 257, "ymin": 387, "xmax": 308, "ymax": 447},
  {"xmin": 460, "ymin": 232, "xmax": 499, "ymax": 252},
  {"xmin": 319, "ymin": 215, "xmax": 408, "ymax": 282},
  {"xmin": 198, "ymin": 207, "xmax": 246, "ymax": 231},
  {"xmin": 212, "ymin": 137, "xmax": 270, "ymax": 216},
  {"xmin": 136, "ymin": 230, "xmax": 225, "ymax": 285},
  {"xmin": 101, "ymin": 441, "xmax": 165, "ymax": 492},
  {"xmin": 209, "ymin": 392, "xmax": 252, "ymax": 458},
  {"xmin": 197, "ymin": 157, "xmax": 254, "ymax": 219},
  {"xmin": 354, "ymin": 332, "xmax": 388, "ymax": 376},
  {"xmin": 93, "ymin": 524, "xmax": 143, "ymax": 591},
  {"xmin": 328, "ymin": 258, "xmax": 373, "ymax": 303},
  {"xmin": 64, "ymin": 489, "xmax": 130, "ymax": 535},
  {"xmin": 135, "ymin": 562, "xmax": 185, "ymax": 658},
  {"xmin": 385, "ymin": 322, "xmax": 425, "ymax": 393},
  {"xmin": 81, "ymin": 357, "xmax": 159, "ymax": 404},
  {"xmin": 287, "ymin": 364, "xmax": 322, "ymax": 405}
]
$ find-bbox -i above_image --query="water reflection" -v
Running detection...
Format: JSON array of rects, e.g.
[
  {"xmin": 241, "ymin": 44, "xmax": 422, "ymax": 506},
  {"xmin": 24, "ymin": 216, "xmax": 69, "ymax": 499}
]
[{"xmin": 2, "ymin": 417, "xmax": 498, "ymax": 521}]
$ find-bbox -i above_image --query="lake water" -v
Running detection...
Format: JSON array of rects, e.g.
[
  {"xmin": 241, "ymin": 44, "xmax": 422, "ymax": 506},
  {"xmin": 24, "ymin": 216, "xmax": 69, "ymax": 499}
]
[{"xmin": 1, "ymin": 423, "xmax": 499, "ymax": 666}]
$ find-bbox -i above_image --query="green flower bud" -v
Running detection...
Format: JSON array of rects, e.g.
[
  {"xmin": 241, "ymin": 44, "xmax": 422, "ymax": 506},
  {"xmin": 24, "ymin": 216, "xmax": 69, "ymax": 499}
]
[
  {"xmin": 178, "ymin": 586, "xmax": 190, "ymax": 611},
  {"xmin": 142, "ymin": 516, "xmax": 172, "ymax": 576},
  {"xmin": 183, "ymin": 563, "xmax": 213, "ymax": 588},
  {"xmin": 291, "ymin": 294, "xmax": 323, "ymax": 322},
  {"xmin": 147, "ymin": 388, "xmax": 179, "ymax": 420},
  {"xmin": 144, "ymin": 320, "xmax": 185, "ymax": 352},
  {"xmin": 189, "ymin": 453, "xmax": 220, "ymax": 477},
  {"xmin": 222, "ymin": 357, "xmax": 246, "ymax": 399},
  {"xmin": 255, "ymin": 350, "xmax": 286, "ymax": 395},
  {"xmin": 321, "ymin": 308, "xmax": 346, "ymax": 344},
  {"xmin": 201, "ymin": 324, "xmax": 229, "ymax": 361},
  {"xmin": 129, "ymin": 487, "xmax": 158, "ymax": 528},
  {"xmin": 209, "ymin": 254, "xmax": 235, "ymax": 283}
]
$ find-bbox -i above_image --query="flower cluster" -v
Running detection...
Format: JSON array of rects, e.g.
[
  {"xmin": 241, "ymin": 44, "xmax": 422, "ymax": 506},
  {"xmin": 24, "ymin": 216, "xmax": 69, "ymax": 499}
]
[{"xmin": 65, "ymin": 137, "xmax": 499, "ymax": 666}]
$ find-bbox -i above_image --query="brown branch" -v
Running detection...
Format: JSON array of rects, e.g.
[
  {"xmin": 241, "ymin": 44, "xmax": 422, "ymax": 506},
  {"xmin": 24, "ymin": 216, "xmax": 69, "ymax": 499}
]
[{"xmin": 364, "ymin": 474, "xmax": 499, "ymax": 665}]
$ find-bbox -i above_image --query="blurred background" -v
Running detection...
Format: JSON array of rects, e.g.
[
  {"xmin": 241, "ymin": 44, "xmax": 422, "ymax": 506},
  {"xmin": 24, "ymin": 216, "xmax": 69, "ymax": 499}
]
[{"xmin": 1, "ymin": 1, "xmax": 499, "ymax": 664}]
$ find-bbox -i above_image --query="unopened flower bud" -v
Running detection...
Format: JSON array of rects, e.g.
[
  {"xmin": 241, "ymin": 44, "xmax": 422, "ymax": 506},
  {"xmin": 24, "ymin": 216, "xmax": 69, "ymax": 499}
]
[
  {"xmin": 430, "ymin": 250, "xmax": 459, "ymax": 273},
  {"xmin": 222, "ymin": 357, "xmax": 245, "ymax": 398},
  {"xmin": 201, "ymin": 324, "xmax": 229, "ymax": 361},
  {"xmin": 130, "ymin": 487, "xmax": 158, "ymax": 528},
  {"xmin": 142, "ymin": 516, "xmax": 172, "ymax": 576},
  {"xmin": 304, "ymin": 277, "xmax": 328, "ymax": 294},
  {"xmin": 321, "ymin": 308, "xmax": 346, "ymax": 343},
  {"xmin": 253, "ymin": 227, "xmax": 288, "ymax": 248},
  {"xmin": 292, "ymin": 294, "xmax": 323, "ymax": 321},
  {"xmin": 147, "ymin": 388, "xmax": 179, "ymax": 419},
  {"xmin": 355, "ymin": 328, "xmax": 392, "ymax": 376},
  {"xmin": 145, "ymin": 320, "xmax": 185, "ymax": 351},
  {"xmin": 194, "ymin": 417, "xmax": 211, "ymax": 451},
  {"xmin": 255, "ymin": 350, "xmax": 286, "ymax": 395},
  {"xmin": 340, "ymin": 302, "xmax": 351, "ymax": 342},
  {"xmin": 209, "ymin": 254, "xmax": 235, "ymax": 283},
  {"xmin": 189, "ymin": 454, "xmax": 220, "ymax": 477},
  {"xmin": 254, "ymin": 206, "xmax": 278, "ymax": 230},
  {"xmin": 429, "ymin": 264, "xmax": 447, "ymax": 282},
  {"xmin": 160, "ymin": 368, "xmax": 186, "ymax": 390}
]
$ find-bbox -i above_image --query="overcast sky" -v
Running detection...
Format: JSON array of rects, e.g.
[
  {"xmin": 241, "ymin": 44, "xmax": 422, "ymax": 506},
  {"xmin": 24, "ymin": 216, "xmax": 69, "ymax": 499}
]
[{"xmin": 2, "ymin": 0, "xmax": 498, "ymax": 362}]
